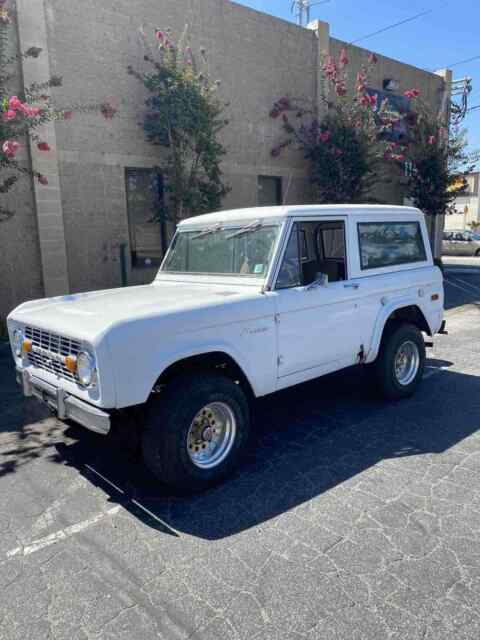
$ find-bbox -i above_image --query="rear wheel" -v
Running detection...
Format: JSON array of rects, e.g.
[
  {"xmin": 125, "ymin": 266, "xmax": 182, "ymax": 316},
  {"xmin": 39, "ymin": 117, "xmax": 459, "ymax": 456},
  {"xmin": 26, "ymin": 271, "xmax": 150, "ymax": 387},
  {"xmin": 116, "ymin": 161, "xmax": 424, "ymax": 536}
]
[
  {"xmin": 142, "ymin": 372, "xmax": 250, "ymax": 492},
  {"xmin": 475, "ymin": 249, "xmax": 480, "ymax": 257},
  {"xmin": 374, "ymin": 323, "xmax": 426, "ymax": 400}
]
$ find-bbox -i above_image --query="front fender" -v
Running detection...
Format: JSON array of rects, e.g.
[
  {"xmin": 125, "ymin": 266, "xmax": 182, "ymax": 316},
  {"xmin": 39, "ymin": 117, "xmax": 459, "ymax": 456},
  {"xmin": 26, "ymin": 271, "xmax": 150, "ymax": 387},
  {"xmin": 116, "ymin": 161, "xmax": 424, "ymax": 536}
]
[
  {"xmin": 145, "ymin": 340, "xmax": 258, "ymax": 400},
  {"xmin": 366, "ymin": 297, "xmax": 433, "ymax": 363}
]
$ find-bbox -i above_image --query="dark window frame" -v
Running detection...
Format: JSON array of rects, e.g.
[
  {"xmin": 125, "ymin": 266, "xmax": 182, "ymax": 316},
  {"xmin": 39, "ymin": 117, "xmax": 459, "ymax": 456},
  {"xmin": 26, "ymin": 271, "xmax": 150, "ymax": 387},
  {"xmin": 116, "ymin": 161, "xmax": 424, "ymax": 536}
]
[
  {"xmin": 258, "ymin": 175, "xmax": 283, "ymax": 206},
  {"xmin": 357, "ymin": 221, "xmax": 427, "ymax": 271},
  {"xmin": 125, "ymin": 168, "xmax": 167, "ymax": 269}
]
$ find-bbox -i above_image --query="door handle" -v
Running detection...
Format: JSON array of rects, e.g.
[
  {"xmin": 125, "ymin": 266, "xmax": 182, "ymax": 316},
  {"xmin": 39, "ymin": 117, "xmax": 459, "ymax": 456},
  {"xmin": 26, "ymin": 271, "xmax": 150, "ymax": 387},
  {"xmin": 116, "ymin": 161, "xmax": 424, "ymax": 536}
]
[{"xmin": 344, "ymin": 283, "xmax": 360, "ymax": 290}]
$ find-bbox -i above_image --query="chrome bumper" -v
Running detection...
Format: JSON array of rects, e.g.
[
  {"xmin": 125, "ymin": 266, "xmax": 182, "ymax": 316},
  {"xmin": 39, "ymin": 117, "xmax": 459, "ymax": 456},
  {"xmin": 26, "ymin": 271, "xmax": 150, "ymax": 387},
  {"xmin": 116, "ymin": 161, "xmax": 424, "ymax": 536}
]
[{"xmin": 17, "ymin": 368, "xmax": 110, "ymax": 436}]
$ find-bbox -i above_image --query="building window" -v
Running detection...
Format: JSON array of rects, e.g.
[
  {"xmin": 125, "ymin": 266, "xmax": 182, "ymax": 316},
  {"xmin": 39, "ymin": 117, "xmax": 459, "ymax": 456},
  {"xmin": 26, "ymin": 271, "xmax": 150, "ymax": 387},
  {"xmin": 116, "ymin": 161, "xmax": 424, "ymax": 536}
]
[
  {"xmin": 125, "ymin": 168, "xmax": 166, "ymax": 268},
  {"xmin": 258, "ymin": 176, "xmax": 282, "ymax": 206},
  {"xmin": 358, "ymin": 221, "xmax": 427, "ymax": 270}
]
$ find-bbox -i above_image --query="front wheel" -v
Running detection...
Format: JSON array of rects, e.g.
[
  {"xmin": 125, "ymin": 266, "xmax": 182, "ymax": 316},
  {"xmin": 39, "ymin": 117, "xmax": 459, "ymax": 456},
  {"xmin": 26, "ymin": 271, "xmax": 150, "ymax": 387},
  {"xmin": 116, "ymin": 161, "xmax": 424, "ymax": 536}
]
[
  {"xmin": 374, "ymin": 323, "xmax": 426, "ymax": 400},
  {"xmin": 142, "ymin": 372, "xmax": 250, "ymax": 492}
]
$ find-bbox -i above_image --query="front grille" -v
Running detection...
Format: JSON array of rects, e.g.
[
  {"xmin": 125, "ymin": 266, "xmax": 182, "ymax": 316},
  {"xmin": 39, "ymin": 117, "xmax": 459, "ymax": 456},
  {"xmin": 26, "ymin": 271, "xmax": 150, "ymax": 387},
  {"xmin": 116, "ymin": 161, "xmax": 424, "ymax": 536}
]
[{"xmin": 25, "ymin": 326, "xmax": 82, "ymax": 382}]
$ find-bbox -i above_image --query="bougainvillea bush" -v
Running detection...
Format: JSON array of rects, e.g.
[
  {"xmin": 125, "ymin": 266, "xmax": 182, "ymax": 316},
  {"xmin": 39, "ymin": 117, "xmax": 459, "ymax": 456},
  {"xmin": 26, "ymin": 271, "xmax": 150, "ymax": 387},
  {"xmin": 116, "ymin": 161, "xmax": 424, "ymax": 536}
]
[
  {"xmin": 270, "ymin": 47, "xmax": 473, "ymax": 220},
  {"xmin": 398, "ymin": 92, "xmax": 473, "ymax": 217},
  {"xmin": 0, "ymin": 1, "xmax": 115, "ymax": 221},
  {"xmin": 129, "ymin": 27, "xmax": 230, "ymax": 224},
  {"xmin": 270, "ymin": 49, "xmax": 397, "ymax": 204}
]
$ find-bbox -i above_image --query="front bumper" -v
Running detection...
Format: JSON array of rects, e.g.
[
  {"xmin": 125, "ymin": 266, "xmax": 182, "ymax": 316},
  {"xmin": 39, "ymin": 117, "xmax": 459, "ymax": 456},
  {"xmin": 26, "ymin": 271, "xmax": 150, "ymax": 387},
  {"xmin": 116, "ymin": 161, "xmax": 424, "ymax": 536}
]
[{"xmin": 17, "ymin": 368, "xmax": 111, "ymax": 436}]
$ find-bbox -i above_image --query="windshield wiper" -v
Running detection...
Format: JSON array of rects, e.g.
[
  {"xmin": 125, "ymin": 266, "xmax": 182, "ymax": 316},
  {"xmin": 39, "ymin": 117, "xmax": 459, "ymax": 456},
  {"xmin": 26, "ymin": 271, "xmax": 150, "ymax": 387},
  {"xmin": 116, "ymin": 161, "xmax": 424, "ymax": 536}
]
[
  {"xmin": 226, "ymin": 220, "xmax": 262, "ymax": 239},
  {"xmin": 191, "ymin": 223, "xmax": 223, "ymax": 240}
]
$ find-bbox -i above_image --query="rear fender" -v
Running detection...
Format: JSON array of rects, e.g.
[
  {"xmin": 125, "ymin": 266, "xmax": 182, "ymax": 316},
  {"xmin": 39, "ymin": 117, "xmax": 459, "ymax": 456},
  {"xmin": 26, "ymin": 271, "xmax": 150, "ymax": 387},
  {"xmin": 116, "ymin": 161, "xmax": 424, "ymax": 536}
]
[{"xmin": 366, "ymin": 298, "xmax": 433, "ymax": 363}]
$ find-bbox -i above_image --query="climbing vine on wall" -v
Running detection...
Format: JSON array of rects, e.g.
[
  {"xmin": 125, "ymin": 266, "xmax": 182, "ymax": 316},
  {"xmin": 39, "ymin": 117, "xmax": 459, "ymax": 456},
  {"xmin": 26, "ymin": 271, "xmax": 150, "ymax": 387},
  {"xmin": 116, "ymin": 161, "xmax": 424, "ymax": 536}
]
[{"xmin": 129, "ymin": 26, "xmax": 230, "ymax": 224}]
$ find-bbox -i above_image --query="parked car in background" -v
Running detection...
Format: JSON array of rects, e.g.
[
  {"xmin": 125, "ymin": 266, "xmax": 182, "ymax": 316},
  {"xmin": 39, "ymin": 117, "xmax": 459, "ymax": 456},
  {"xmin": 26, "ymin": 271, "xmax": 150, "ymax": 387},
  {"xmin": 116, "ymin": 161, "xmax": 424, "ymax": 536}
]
[
  {"xmin": 443, "ymin": 230, "xmax": 480, "ymax": 256},
  {"xmin": 8, "ymin": 205, "xmax": 445, "ymax": 492}
]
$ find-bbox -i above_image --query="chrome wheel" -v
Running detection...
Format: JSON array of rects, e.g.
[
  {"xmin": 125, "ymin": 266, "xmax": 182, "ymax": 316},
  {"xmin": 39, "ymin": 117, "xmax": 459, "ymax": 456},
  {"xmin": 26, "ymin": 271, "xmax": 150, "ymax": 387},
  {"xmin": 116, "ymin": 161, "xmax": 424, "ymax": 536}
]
[
  {"xmin": 394, "ymin": 340, "xmax": 420, "ymax": 386},
  {"xmin": 187, "ymin": 402, "xmax": 237, "ymax": 470}
]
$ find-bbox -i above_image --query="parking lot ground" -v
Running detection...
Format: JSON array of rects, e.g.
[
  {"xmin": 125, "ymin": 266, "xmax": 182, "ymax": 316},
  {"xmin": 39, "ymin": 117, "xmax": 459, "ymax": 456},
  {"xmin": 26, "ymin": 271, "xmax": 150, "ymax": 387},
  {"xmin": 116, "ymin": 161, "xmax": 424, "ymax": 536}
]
[{"xmin": 1, "ymin": 261, "xmax": 480, "ymax": 639}]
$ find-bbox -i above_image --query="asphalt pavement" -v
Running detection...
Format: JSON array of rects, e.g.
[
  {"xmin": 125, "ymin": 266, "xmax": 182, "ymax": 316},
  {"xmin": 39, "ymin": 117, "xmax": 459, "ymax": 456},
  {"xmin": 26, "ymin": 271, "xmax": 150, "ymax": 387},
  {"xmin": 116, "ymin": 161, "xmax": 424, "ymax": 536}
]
[{"xmin": 1, "ymin": 259, "xmax": 480, "ymax": 639}]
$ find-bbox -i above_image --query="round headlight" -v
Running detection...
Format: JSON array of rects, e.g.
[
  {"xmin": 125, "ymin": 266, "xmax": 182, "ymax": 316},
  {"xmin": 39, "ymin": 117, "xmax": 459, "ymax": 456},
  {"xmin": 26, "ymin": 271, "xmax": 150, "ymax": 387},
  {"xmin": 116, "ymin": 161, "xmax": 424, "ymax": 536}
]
[
  {"xmin": 13, "ymin": 329, "xmax": 24, "ymax": 357},
  {"xmin": 77, "ymin": 351, "xmax": 96, "ymax": 387}
]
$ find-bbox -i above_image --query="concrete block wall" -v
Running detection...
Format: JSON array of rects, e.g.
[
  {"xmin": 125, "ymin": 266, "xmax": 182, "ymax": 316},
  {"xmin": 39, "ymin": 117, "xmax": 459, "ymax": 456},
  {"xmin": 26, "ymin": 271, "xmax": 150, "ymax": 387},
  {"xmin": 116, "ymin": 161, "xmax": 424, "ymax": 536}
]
[
  {"xmin": 39, "ymin": 0, "xmax": 321, "ymax": 295},
  {"xmin": 0, "ymin": 0, "xmax": 44, "ymax": 323}
]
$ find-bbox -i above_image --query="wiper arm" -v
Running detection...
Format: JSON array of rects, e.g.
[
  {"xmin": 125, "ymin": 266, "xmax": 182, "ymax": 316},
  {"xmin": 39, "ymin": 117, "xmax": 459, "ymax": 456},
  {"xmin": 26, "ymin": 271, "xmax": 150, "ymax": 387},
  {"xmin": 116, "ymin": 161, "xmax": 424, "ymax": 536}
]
[
  {"xmin": 226, "ymin": 220, "xmax": 262, "ymax": 239},
  {"xmin": 191, "ymin": 223, "xmax": 223, "ymax": 240}
]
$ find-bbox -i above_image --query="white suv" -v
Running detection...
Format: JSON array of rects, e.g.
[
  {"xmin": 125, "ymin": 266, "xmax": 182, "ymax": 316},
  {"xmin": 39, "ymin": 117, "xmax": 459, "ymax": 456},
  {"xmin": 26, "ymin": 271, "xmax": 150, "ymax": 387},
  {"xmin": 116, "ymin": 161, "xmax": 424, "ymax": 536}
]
[{"xmin": 8, "ymin": 205, "xmax": 445, "ymax": 491}]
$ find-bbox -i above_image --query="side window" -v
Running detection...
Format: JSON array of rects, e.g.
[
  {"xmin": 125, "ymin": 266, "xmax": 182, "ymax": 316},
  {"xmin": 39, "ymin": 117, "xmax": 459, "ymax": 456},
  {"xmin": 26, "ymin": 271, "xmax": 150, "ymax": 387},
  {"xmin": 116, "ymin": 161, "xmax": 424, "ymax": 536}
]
[
  {"xmin": 358, "ymin": 221, "xmax": 427, "ymax": 270},
  {"xmin": 276, "ymin": 220, "xmax": 347, "ymax": 288},
  {"xmin": 276, "ymin": 225, "xmax": 301, "ymax": 289}
]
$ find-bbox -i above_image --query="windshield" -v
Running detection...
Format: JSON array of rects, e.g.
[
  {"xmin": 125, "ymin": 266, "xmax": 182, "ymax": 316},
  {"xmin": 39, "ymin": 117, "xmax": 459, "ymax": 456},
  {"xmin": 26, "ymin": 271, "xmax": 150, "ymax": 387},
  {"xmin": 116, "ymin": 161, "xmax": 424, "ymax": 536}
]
[{"xmin": 161, "ymin": 222, "xmax": 281, "ymax": 278}]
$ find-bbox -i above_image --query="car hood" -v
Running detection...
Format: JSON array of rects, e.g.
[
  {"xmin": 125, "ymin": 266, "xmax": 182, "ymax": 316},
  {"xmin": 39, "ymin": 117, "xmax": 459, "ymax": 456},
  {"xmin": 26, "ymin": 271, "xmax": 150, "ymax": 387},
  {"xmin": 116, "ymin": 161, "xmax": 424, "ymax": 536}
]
[{"xmin": 8, "ymin": 280, "xmax": 262, "ymax": 343}]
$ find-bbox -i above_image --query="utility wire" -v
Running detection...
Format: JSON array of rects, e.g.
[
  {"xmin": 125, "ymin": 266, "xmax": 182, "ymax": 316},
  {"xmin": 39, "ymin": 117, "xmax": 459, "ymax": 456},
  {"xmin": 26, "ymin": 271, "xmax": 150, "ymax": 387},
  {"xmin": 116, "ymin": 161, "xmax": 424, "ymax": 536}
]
[
  {"xmin": 349, "ymin": 3, "xmax": 448, "ymax": 46},
  {"xmin": 443, "ymin": 54, "xmax": 480, "ymax": 69}
]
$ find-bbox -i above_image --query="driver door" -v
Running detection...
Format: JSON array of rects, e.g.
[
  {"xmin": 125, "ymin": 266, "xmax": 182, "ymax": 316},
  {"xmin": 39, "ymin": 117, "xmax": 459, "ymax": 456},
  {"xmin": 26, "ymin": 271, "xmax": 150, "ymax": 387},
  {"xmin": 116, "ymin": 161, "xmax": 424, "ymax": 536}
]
[{"xmin": 272, "ymin": 218, "xmax": 367, "ymax": 385}]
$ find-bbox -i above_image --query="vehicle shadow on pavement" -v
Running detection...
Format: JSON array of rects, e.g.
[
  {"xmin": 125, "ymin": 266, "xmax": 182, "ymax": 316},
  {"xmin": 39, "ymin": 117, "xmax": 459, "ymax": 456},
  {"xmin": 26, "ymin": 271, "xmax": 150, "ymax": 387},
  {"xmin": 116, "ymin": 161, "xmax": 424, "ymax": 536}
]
[{"xmin": 44, "ymin": 357, "xmax": 480, "ymax": 540}]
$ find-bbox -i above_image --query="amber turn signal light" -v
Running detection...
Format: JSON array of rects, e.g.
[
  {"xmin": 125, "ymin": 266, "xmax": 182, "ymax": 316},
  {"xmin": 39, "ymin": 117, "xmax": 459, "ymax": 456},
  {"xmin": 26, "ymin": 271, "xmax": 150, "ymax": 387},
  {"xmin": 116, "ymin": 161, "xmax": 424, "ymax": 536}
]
[
  {"xmin": 431, "ymin": 294, "xmax": 440, "ymax": 301},
  {"xmin": 21, "ymin": 339, "xmax": 32, "ymax": 354},
  {"xmin": 65, "ymin": 355, "xmax": 78, "ymax": 374}
]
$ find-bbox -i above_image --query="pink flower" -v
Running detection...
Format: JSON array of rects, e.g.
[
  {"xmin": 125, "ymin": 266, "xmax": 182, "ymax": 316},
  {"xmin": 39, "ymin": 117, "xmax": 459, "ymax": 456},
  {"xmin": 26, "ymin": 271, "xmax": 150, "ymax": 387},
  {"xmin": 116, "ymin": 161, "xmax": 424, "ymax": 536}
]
[
  {"xmin": 155, "ymin": 30, "xmax": 164, "ymax": 43},
  {"xmin": 322, "ymin": 56, "xmax": 337, "ymax": 81},
  {"xmin": 101, "ymin": 101, "xmax": 116, "ymax": 119},
  {"xmin": 2, "ymin": 140, "xmax": 20, "ymax": 158},
  {"xmin": 8, "ymin": 96, "xmax": 23, "ymax": 111},
  {"xmin": 427, "ymin": 135, "xmax": 436, "ymax": 146},
  {"xmin": 319, "ymin": 131, "xmax": 331, "ymax": 143},
  {"xmin": 391, "ymin": 153, "xmax": 405, "ymax": 162},
  {"xmin": 335, "ymin": 82, "xmax": 346, "ymax": 97},
  {"xmin": 37, "ymin": 142, "xmax": 51, "ymax": 152},
  {"xmin": 63, "ymin": 111, "xmax": 73, "ymax": 120},
  {"xmin": 404, "ymin": 89, "xmax": 420, "ymax": 99},
  {"xmin": 2, "ymin": 110, "xmax": 16, "ymax": 121},
  {"xmin": 37, "ymin": 175, "xmax": 49, "ymax": 186},
  {"xmin": 21, "ymin": 106, "xmax": 40, "ymax": 118},
  {"xmin": 339, "ymin": 47, "xmax": 349, "ymax": 68}
]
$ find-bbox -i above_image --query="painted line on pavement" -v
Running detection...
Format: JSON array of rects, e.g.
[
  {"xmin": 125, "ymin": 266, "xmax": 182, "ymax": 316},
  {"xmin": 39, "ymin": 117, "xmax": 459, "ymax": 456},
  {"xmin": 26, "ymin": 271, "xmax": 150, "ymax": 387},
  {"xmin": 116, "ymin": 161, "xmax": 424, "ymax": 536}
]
[
  {"xmin": 85, "ymin": 463, "xmax": 178, "ymax": 530},
  {"xmin": 6, "ymin": 506, "xmax": 121, "ymax": 558},
  {"xmin": 450, "ymin": 275, "xmax": 480, "ymax": 295},
  {"xmin": 444, "ymin": 277, "xmax": 480, "ymax": 298},
  {"xmin": 423, "ymin": 366, "xmax": 450, "ymax": 380}
]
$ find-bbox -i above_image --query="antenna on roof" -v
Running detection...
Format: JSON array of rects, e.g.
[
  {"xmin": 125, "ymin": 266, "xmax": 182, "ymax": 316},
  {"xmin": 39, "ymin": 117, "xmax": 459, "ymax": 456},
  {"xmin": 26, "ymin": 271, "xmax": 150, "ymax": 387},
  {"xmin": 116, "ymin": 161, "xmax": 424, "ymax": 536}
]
[{"xmin": 291, "ymin": 0, "xmax": 331, "ymax": 27}]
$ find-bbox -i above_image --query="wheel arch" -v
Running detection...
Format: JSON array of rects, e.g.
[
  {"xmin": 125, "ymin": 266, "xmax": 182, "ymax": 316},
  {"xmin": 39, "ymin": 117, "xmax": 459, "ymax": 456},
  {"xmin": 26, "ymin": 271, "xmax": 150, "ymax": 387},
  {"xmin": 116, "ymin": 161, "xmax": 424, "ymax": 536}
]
[
  {"xmin": 367, "ymin": 301, "xmax": 432, "ymax": 363},
  {"xmin": 151, "ymin": 350, "xmax": 256, "ymax": 401}
]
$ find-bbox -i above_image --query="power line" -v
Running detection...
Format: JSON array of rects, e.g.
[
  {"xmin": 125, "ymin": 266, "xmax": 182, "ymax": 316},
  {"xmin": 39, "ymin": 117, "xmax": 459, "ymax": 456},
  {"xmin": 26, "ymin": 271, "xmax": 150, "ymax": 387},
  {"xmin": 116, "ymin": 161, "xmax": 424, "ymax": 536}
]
[
  {"xmin": 443, "ymin": 54, "xmax": 480, "ymax": 69},
  {"xmin": 349, "ymin": 3, "xmax": 448, "ymax": 46}
]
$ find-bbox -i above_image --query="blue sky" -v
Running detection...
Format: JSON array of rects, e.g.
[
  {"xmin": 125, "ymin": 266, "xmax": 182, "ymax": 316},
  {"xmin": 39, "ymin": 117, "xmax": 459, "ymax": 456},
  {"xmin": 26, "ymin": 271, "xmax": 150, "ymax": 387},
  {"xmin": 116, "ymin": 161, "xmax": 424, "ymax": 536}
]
[{"xmin": 236, "ymin": 0, "xmax": 480, "ymax": 153}]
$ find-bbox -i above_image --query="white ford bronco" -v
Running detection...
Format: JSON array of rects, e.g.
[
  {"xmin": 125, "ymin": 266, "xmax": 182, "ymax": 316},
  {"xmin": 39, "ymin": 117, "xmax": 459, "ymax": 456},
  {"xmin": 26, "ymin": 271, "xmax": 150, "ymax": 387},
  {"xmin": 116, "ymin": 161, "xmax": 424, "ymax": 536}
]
[{"xmin": 8, "ymin": 205, "xmax": 445, "ymax": 491}]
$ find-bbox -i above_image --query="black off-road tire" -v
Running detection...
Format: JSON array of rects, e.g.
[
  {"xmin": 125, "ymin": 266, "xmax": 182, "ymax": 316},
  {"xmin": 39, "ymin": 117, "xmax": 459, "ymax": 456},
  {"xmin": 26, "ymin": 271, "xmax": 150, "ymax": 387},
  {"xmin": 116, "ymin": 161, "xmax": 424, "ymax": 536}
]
[
  {"xmin": 475, "ymin": 249, "xmax": 480, "ymax": 257},
  {"xmin": 142, "ymin": 372, "xmax": 250, "ymax": 493},
  {"xmin": 374, "ymin": 322, "xmax": 426, "ymax": 401}
]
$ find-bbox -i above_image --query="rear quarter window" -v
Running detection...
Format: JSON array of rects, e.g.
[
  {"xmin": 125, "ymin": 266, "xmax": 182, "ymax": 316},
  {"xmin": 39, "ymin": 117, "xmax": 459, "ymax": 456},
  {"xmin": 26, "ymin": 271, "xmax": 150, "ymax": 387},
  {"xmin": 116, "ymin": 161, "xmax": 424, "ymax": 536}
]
[{"xmin": 358, "ymin": 221, "xmax": 427, "ymax": 270}]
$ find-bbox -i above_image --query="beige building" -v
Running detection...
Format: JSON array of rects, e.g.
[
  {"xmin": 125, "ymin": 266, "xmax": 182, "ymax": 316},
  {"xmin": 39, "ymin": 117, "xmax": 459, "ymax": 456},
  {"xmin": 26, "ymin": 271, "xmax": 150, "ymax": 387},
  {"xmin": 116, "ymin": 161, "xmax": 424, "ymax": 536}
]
[
  {"xmin": 444, "ymin": 171, "xmax": 480, "ymax": 231},
  {"xmin": 0, "ymin": 0, "xmax": 451, "ymax": 322}
]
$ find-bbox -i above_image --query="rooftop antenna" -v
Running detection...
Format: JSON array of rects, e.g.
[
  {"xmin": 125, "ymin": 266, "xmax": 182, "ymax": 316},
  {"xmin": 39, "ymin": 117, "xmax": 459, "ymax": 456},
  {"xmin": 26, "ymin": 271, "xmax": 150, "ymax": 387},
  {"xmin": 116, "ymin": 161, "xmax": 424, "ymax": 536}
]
[{"xmin": 291, "ymin": 0, "xmax": 331, "ymax": 27}]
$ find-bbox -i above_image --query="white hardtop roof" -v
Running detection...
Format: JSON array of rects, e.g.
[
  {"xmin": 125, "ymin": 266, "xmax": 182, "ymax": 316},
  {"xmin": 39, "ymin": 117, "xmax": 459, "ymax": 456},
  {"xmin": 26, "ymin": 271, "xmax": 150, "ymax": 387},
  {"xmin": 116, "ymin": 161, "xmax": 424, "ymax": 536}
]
[{"xmin": 179, "ymin": 204, "xmax": 423, "ymax": 228}]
